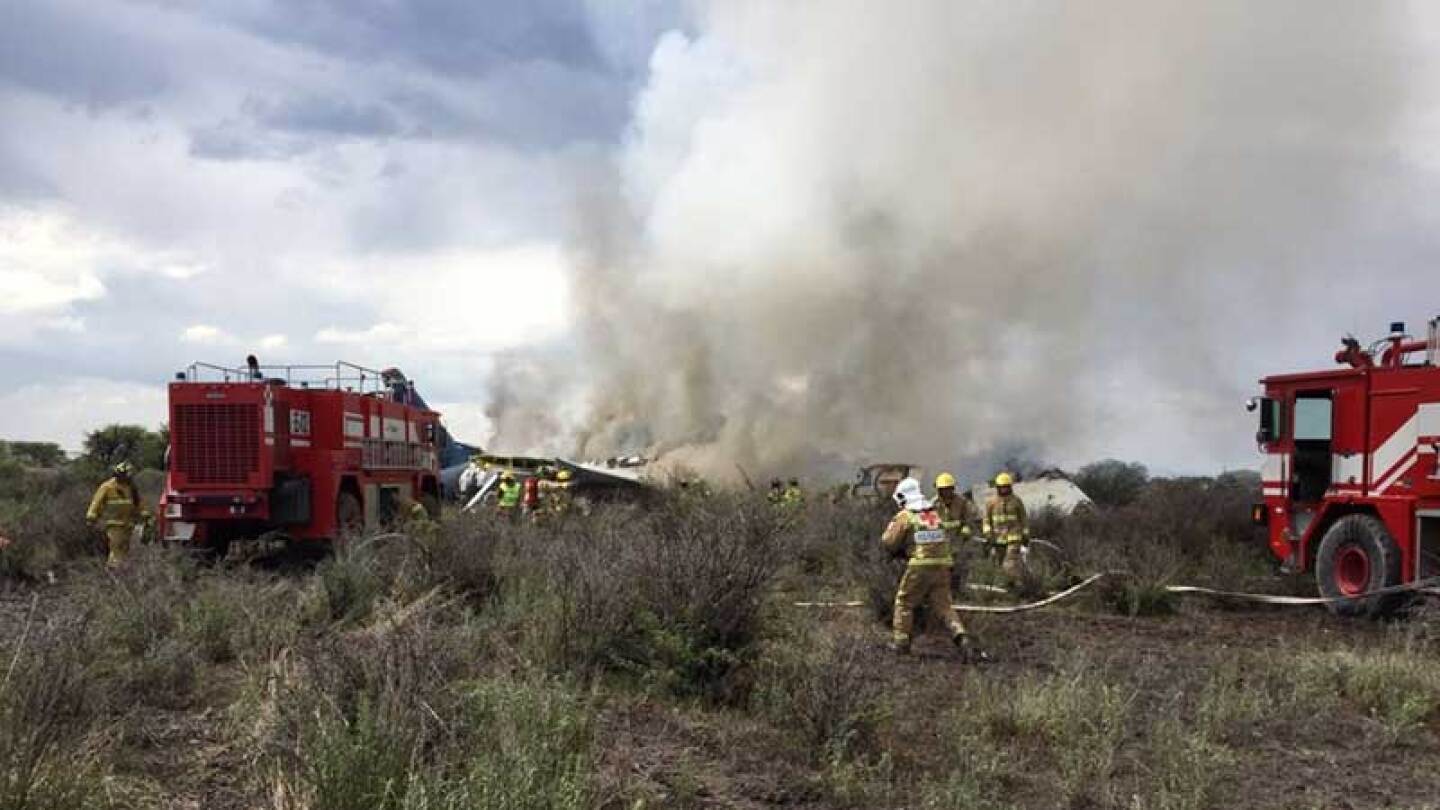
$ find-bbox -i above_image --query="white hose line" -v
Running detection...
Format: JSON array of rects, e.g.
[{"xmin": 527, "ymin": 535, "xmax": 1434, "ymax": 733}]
[{"xmin": 793, "ymin": 573, "xmax": 1440, "ymax": 614}]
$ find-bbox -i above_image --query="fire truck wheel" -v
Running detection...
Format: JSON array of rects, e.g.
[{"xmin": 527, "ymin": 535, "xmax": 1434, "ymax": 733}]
[
  {"xmin": 1314, "ymin": 514, "xmax": 1402, "ymax": 617},
  {"xmin": 336, "ymin": 491, "xmax": 364, "ymax": 540}
]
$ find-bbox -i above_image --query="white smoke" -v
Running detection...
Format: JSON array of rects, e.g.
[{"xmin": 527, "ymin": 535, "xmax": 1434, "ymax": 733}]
[{"xmin": 487, "ymin": 1, "xmax": 1422, "ymax": 481}]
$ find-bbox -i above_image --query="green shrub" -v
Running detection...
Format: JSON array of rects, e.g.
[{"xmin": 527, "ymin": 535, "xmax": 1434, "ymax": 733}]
[
  {"xmin": 752, "ymin": 624, "xmax": 885, "ymax": 763},
  {"xmin": 440, "ymin": 677, "xmax": 598, "ymax": 810},
  {"xmin": 1293, "ymin": 644, "xmax": 1440, "ymax": 738},
  {"xmin": 0, "ymin": 614, "xmax": 114, "ymax": 810},
  {"xmin": 974, "ymin": 658, "xmax": 1132, "ymax": 806},
  {"xmin": 495, "ymin": 495, "xmax": 782, "ymax": 705},
  {"xmin": 1145, "ymin": 716, "xmax": 1232, "ymax": 810},
  {"xmin": 315, "ymin": 547, "xmax": 385, "ymax": 625}
]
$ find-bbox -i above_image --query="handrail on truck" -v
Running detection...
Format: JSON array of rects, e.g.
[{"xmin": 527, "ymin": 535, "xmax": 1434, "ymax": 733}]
[{"xmin": 179, "ymin": 361, "xmax": 389, "ymax": 394}]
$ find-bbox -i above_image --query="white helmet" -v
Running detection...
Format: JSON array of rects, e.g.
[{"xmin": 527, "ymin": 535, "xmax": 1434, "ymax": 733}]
[{"xmin": 892, "ymin": 477, "xmax": 930, "ymax": 511}]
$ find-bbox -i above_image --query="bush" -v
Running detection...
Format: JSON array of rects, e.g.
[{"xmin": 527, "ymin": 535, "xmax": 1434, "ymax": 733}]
[
  {"xmin": 257, "ymin": 596, "xmax": 600, "ymax": 810},
  {"xmin": 1293, "ymin": 643, "xmax": 1440, "ymax": 739},
  {"xmin": 495, "ymin": 494, "xmax": 782, "ymax": 705},
  {"xmin": 314, "ymin": 547, "xmax": 386, "ymax": 625},
  {"xmin": 0, "ymin": 613, "xmax": 113, "ymax": 810},
  {"xmin": 439, "ymin": 677, "xmax": 598, "ymax": 810},
  {"xmin": 0, "ymin": 468, "xmax": 108, "ymax": 582},
  {"xmin": 1050, "ymin": 475, "xmax": 1270, "ymax": 613},
  {"xmin": 1074, "ymin": 459, "xmax": 1149, "ymax": 508},
  {"xmin": 752, "ymin": 623, "xmax": 885, "ymax": 763}
]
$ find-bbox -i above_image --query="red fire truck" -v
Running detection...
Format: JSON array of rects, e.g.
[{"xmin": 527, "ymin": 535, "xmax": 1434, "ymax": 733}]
[
  {"xmin": 158, "ymin": 361, "xmax": 442, "ymax": 555},
  {"xmin": 1254, "ymin": 319, "xmax": 1440, "ymax": 615}
]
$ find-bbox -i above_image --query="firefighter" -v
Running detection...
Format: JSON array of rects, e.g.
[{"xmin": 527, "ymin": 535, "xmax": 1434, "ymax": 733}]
[
  {"xmin": 548, "ymin": 469, "xmax": 574, "ymax": 515},
  {"xmin": 521, "ymin": 473, "xmax": 542, "ymax": 517},
  {"xmin": 881, "ymin": 477, "xmax": 984, "ymax": 661},
  {"xmin": 782, "ymin": 477, "xmax": 805, "ymax": 508},
  {"xmin": 933, "ymin": 472, "xmax": 978, "ymax": 539},
  {"xmin": 934, "ymin": 472, "xmax": 979, "ymax": 590},
  {"xmin": 86, "ymin": 461, "xmax": 151, "ymax": 568},
  {"xmin": 983, "ymin": 472, "xmax": 1029, "ymax": 581},
  {"xmin": 496, "ymin": 471, "xmax": 521, "ymax": 517},
  {"xmin": 401, "ymin": 493, "xmax": 437, "ymax": 545}
]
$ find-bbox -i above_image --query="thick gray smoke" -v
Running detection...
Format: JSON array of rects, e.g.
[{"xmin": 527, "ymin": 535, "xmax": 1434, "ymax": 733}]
[{"xmin": 487, "ymin": 1, "xmax": 1418, "ymax": 481}]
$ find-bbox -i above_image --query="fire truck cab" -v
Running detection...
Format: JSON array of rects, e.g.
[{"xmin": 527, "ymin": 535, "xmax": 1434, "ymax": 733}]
[
  {"xmin": 158, "ymin": 361, "xmax": 442, "ymax": 554},
  {"xmin": 1254, "ymin": 319, "xmax": 1440, "ymax": 615}
]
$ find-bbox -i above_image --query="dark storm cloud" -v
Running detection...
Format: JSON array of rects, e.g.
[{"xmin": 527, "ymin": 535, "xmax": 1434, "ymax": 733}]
[
  {"xmin": 246, "ymin": 94, "xmax": 404, "ymax": 138},
  {"xmin": 0, "ymin": 0, "xmax": 170, "ymax": 109},
  {"xmin": 208, "ymin": 0, "xmax": 611, "ymax": 78}
]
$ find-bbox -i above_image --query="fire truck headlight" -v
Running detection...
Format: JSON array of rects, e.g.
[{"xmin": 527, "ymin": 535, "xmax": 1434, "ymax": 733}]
[{"xmin": 1251, "ymin": 504, "xmax": 1268, "ymax": 526}]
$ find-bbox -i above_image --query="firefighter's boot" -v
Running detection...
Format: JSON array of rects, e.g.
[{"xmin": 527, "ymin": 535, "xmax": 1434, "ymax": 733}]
[{"xmin": 953, "ymin": 632, "xmax": 991, "ymax": 664}]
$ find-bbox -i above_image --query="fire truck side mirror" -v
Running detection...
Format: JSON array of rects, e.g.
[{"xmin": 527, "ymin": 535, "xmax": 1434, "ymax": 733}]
[{"xmin": 1254, "ymin": 397, "xmax": 1279, "ymax": 445}]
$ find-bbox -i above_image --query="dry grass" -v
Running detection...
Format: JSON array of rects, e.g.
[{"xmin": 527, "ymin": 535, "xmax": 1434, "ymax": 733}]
[{"xmin": 0, "ymin": 470, "xmax": 1437, "ymax": 809}]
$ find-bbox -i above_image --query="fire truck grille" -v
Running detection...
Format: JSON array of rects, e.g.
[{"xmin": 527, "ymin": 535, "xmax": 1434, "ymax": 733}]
[{"xmin": 174, "ymin": 404, "xmax": 260, "ymax": 484}]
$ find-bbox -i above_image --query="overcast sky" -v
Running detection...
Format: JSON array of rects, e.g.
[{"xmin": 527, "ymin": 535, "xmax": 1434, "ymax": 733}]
[
  {"xmin": 4, "ymin": 1, "xmax": 1440, "ymax": 475},
  {"xmin": 0, "ymin": 0, "xmax": 688, "ymax": 452}
]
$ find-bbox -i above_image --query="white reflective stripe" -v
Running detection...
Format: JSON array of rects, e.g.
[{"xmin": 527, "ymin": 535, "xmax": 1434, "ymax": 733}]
[
  {"xmin": 1262, "ymin": 486, "xmax": 1284, "ymax": 497},
  {"xmin": 1332, "ymin": 453, "xmax": 1364, "ymax": 486},
  {"xmin": 1376, "ymin": 447, "xmax": 1418, "ymax": 493},
  {"xmin": 1261, "ymin": 453, "xmax": 1284, "ymax": 491},
  {"xmin": 913, "ymin": 529, "xmax": 947, "ymax": 545},
  {"xmin": 1418, "ymin": 402, "xmax": 1440, "ymax": 440},
  {"xmin": 1370, "ymin": 412, "xmax": 1418, "ymax": 491},
  {"xmin": 344, "ymin": 440, "xmax": 363, "ymax": 449},
  {"xmin": 291, "ymin": 438, "xmax": 312, "ymax": 448}
]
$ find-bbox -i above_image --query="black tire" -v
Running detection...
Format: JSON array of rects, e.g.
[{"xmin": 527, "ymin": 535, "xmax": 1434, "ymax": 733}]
[
  {"xmin": 336, "ymin": 490, "xmax": 364, "ymax": 542},
  {"xmin": 1315, "ymin": 514, "xmax": 1403, "ymax": 617}
]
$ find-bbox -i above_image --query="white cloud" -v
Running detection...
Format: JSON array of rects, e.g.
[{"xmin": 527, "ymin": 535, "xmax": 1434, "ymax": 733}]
[
  {"xmin": 315, "ymin": 322, "xmax": 407, "ymax": 345},
  {"xmin": 0, "ymin": 378, "xmax": 167, "ymax": 452},
  {"xmin": 0, "ymin": 207, "xmax": 108, "ymax": 315},
  {"xmin": 259, "ymin": 333, "xmax": 287, "ymax": 349},
  {"xmin": 181, "ymin": 323, "xmax": 232, "ymax": 343},
  {"xmin": 307, "ymin": 244, "xmax": 571, "ymax": 353}
]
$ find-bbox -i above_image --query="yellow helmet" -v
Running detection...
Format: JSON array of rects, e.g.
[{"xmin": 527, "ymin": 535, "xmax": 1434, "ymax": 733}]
[
  {"xmin": 994, "ymin": 472, "xmax": 1015, "ymax": 488},
  {"xmin": 935, "ymin": 472, "xmax": 957, "ymax": 489},
  {"xmin": 557, "ymin": 470, "xmax": 572, "ymax": 482}
]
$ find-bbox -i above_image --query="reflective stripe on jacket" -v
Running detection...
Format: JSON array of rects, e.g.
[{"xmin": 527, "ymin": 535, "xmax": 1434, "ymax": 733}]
[
  {"xmin": 497, "ymin": 481, "xmax": 521, "ymax": 508},
  {"xmin": 86, "ymin": 478, "xmax": 147, "ymax": 528},
  {"xmin": 983, "ymin": 494, "xmax": 1028, "ymax": 544},
  {"xmin": 935, "ymin": 496, "xmax": 976, "ymax": 538},
  {"xmin": 882, "ymin": 508, "xmax": 953, "ymax": 568}
]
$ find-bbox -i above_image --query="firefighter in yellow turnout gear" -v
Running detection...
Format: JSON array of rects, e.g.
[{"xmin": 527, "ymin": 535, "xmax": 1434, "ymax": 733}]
[
  {"xmin": 984, "ymin": 472, "xmax": 1029, "ymax": 580},
  {"xmin": 881, "ymin": 477, "xmax": 986, "ymax": 661},
  {"xmin": 782, "ymin": 478, "xmax": 804, "ymax": 508},
  {"xmin": 402, "ymin": 494, "xmax": 437, "ymax": 545},
  {"xmin": 933, "ymin": 472, "xmax": 980, "ymax": 589},
  {"xmin": 86, "ymin": 462, "xmax": 151, "ymax": 568},
  {"xmin": 496, "ymin": 472, "xmax": 521, "ymax": 517}
]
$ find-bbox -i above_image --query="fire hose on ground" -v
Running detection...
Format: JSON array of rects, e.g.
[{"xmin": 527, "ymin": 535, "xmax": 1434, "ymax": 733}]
[{"xmin": 794, "ymin": 572, "xmax": 1440, "ymax": 615}]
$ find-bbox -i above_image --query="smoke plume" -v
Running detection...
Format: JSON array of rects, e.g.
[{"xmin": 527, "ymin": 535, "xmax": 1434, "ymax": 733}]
[{"xmin": 487, "ymin": 1, "xmax": 1418, "ymax": 481}]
